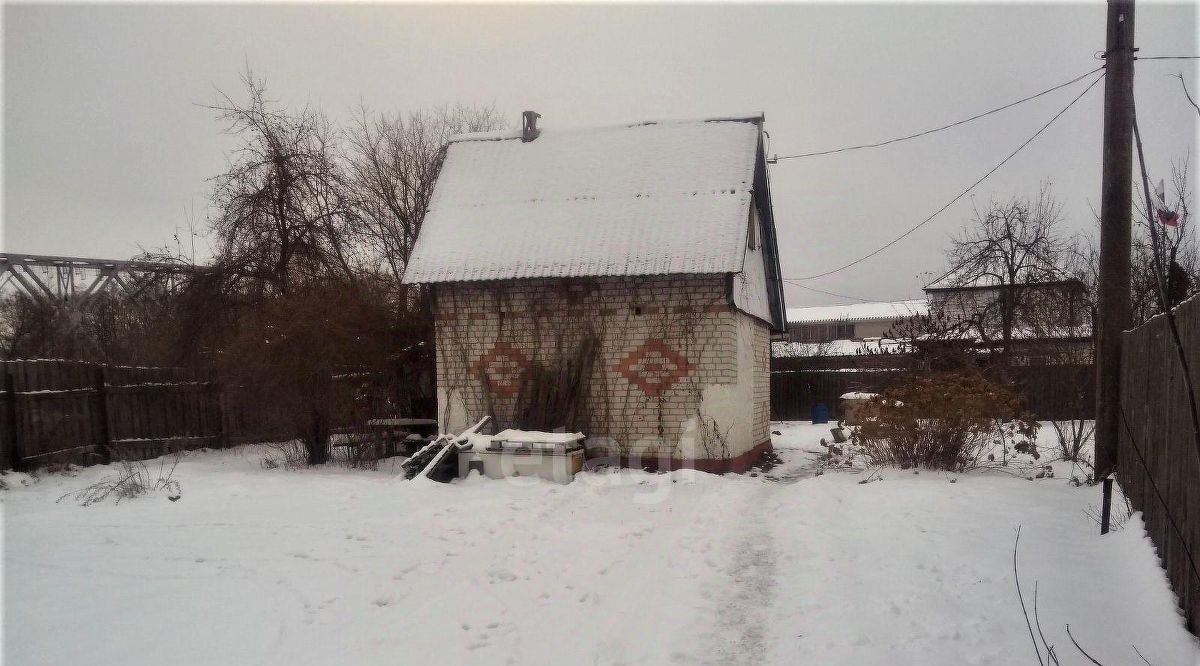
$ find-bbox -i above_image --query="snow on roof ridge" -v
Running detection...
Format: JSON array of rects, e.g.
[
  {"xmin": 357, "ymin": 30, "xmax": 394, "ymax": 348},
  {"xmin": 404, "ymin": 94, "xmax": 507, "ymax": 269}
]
[
  {"xmin": 448, "ymin": 113, "xmax": 764, "ymax": 144},
  {"xmin": 785, "ymin": 298, "xmax": 928, "ymax": 324},
  {"xmin": 404, "ymin": 116, "xmax": 762, "ymax": 284}
]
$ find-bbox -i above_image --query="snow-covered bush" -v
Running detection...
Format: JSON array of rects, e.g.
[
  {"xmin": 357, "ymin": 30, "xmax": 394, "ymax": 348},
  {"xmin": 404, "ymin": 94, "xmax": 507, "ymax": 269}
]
[
  {"xmin": 0, "ymin": 470, "xmax": 38, "ymax": 491},
  {"xmin": 853, "ymin": 372, "xmax": 1039, "ymax": 471}
]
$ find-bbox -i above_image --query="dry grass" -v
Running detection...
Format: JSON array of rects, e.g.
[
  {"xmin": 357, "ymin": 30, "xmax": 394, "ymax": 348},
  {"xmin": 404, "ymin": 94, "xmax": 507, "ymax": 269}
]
[{"xmin": 59, "ymin": 452, "xmax": 182, "ymax": 506}]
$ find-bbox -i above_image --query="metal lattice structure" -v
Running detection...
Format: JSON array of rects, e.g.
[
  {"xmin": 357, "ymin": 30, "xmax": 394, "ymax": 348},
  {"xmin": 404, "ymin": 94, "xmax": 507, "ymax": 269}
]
[{"xmin": 0, "ymin": 253, "xmax": 204, "ymax": 304}]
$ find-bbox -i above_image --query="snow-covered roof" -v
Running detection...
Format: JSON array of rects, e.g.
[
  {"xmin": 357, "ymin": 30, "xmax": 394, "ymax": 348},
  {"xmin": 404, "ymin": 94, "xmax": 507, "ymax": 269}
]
[
  {"xmin": 772, "ymin": 338, "xmax": 910, "ymax": 357},
  {"xmin": 785, "ymin": 299, "xmax": 928, "ymax": 324},
  {"xmin": 401, "ymin": 117, "xmax": 764, "ymax": 283}
]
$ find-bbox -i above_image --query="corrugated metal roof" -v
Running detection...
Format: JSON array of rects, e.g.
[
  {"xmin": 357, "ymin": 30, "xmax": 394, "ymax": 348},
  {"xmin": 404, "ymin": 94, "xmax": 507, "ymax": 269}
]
[
  {"xmin": 785, "ymin": 299, "xmax": 929, "ymax": 324},
  {"xmin": 401, "ymin": 117, "xmax": 762, "ymax": 284}
]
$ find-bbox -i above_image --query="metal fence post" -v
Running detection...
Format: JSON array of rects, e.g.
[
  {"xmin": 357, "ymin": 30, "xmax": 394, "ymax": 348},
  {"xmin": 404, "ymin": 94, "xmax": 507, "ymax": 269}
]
[{"xmin": 1100, "ymin": 476, "xmax": 1114, "ymax": 535}]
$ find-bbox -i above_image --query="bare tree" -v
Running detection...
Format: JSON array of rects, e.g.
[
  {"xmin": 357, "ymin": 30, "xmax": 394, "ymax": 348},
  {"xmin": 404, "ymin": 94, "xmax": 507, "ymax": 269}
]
[
  {"xmin": 0, "ymin": 293, "xmax": 74, "ymax": 359},
  {"xmin": 1130, "ymin": 159, "xmax": 1198, "ymax": 325},
  {"xmin": 0, "ymin": 278, "xmax": 186, "ymax": 365},
  {"xmin": 346, "ymin": 104, "xmax": 505, "ymax": 281},
  {"xmin": 885, "ymin": 310, "xmax": 979, "ymax": 373},
  {"xmin": 198, "ymin": 72, "xmax": 377, "ymax": 464},
  {"xmin": 934, "ymin": 184, "xmax": 1073, "ymax": 373},
  {"xmin": 192, "ymin": 73, "xmax": 478, "ymax": 465},
  {"xmin": 216, "ymin": 278, "xmax": 401, "ymax": 466},
  {"xmin": 206, "ymin": 69, "xmax": 363, "ymax": 299},
  {"xmin": 1023, "ymin": 237, "xmax": 1098, "ymax": 463}
]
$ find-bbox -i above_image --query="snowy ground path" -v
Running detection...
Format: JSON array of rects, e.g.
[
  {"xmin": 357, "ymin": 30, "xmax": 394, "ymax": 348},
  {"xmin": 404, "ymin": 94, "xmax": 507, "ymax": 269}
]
[{"xmin": 3, "ymin": 423, "xmax": 1198, "ymax": 665}]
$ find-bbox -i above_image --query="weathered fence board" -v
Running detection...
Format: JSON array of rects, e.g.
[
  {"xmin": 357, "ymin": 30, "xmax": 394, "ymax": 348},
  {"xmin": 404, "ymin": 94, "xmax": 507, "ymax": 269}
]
[
  {"xmin": 770, "ymin": 363, "xmax": 1094, "ymax": 422},
  {"xmin": 770, "ymin": 369, "xmax": 903, "ymax": 421},
  {"xmin": 0, "ymin": 360, "xmax": 395, "ymax": 467},
  {"xmin": 0, "ymin": 360, "xmax": 225, "ymax": 468},
  {"xmin": 1118, "ymin": 295, "xmax": 1200, "ymax": 636}
]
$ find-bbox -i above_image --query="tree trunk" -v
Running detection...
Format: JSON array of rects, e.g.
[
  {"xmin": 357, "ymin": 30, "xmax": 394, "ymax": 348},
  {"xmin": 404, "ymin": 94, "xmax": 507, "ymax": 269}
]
[{"xmin": 306, "ymin": 406, "xmax": 329, "ymax": 466}]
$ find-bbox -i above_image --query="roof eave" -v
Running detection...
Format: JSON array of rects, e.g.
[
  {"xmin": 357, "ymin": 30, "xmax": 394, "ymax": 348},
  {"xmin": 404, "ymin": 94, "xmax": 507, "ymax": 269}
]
[{"xmin": 753, "ymin": 127, "xmax": 787, "ymax": 333}]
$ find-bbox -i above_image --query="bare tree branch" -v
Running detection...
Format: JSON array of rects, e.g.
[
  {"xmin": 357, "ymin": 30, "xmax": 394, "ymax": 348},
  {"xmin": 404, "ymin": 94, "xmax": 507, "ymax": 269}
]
[
  {"xmin": 1012, "ymin": 526, "xmax": 1046, "ymax": 666},
  {"xmin": 1176, "ymin": 72, "xmax": 1200, "ymax": 121},
  {"xmin": 1066, "ymin": 625, "xmax": 1104, "ymax": 666}
]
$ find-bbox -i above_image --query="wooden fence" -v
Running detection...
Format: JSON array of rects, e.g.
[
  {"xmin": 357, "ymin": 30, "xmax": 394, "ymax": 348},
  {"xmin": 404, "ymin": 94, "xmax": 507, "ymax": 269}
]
[
  {"xmin": 1117, "ymin": 296, "xmax": 1200, "ymax": 635},
  {"xmin": 771, "ymin": 369, "xmax": 902, "ymax": 421},
  {"xmin": 0, "ymin": 359, "xmax": 225, "ymax": 469},
  {"xmin": 770, "ymin": 363, "xmax": 1095, "ymax": 422}
]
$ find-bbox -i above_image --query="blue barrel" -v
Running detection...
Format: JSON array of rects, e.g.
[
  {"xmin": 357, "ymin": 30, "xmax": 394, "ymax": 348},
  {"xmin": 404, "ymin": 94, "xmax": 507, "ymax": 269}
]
[{"xmin": 811, "ymin": 402, "xmax": 829, "ymax": 424}]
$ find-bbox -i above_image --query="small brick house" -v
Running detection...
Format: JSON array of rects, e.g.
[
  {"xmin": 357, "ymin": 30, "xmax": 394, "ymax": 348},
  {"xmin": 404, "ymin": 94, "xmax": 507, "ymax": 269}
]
[{"xmin": 401, "ymin": 115, "xmax": 786, "ymax": 472}]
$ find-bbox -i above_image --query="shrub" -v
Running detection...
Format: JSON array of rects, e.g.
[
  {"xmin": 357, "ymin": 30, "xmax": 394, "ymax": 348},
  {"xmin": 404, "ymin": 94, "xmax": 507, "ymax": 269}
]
[
  {"xmin": 60, "ymin": 453, "xmax": 182, "ymax": 506},
  {"xmin": 261, "ymin": 439, "xmax": 310, "ymax": 470},
  {"xmin": 216, "ymin": 278, "xmax": 410, "ymax": 467},
  {"xmin": 1050, "ymin": 419, "xmax": 1095, "ymax": 464},
  {"xmin": 854, "ymin": 371, "xmax": 1039, "ymax": 471}
]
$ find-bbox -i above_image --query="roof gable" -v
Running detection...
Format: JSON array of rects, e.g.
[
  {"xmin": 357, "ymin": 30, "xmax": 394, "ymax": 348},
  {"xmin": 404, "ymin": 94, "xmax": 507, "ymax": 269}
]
[{"xmin": 402, "ymin": 117, "xmax": 763, "ymax": 284}]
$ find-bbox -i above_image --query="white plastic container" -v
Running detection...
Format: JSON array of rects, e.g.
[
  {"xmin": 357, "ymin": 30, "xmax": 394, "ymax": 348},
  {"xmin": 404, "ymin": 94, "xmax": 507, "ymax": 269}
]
[{"xmin": 457, "ymin": 430, "xmax": 585, "ymax": 484}]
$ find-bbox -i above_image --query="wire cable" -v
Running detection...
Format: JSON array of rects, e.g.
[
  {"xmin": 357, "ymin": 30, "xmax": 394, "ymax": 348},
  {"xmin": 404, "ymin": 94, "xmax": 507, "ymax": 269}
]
[
  {"xmin": 782, "ymin": 278, "xmax": 923, "ymax": 305},
  {"xmin": 781, "ymin": 279, "xmax": 875, "ymax": 302},
  {"xmin": 793, "ymin": 71, "xmax": 1106, "ymax": 282},
  {"xmin": 1136, "ymin": 55, "xmax": 1200, "ymax": 61},
  {"xmin": 770, "ymin": 66, "xmax": 1104, "ymax": 161}
]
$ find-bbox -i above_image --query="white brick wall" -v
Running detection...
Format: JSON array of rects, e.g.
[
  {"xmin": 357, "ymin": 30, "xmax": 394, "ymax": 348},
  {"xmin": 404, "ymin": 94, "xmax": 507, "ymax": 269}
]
[{"xmin": 432, "ymin": 275, "xmax": 769, "ymax": 464}]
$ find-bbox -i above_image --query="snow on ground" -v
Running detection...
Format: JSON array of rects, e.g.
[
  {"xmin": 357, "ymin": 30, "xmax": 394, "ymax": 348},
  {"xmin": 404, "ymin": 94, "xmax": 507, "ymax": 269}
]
[{"xmin": 3, "ymin": 424, "xmax": 1197, "ymax": 665}]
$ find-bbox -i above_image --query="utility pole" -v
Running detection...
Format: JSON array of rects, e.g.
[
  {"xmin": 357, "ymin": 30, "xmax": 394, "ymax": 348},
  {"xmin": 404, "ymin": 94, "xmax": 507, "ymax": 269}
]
[{"xmin": 1094, "ymin": 0, "xmax": 1136, "ymax": 509}]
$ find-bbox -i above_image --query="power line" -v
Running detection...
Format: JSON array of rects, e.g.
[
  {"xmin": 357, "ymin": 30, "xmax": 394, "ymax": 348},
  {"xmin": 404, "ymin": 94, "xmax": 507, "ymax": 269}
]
[
  {"xmin": 1136, "ymin": 55, "xmax": 1200, "ymax": 61},
  {"xmin": 781, "ymin": 279, "xmax": 875, "ymax": 302},
  {"xmin": 769, "ymin": 66, "xmax": 1104, "ymax": 162},
  {"xmin": 793, "ymin": 71, "xmax": 1106, "ymax": 282},
  {"xmin": 781, "ymin": 279, "xmax": 921, "ymax": 306}
]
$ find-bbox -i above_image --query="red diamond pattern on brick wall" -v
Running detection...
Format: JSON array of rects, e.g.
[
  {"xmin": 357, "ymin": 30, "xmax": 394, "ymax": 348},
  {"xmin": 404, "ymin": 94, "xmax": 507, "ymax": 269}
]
[
  {"xmin": 473, "ymin": 342, "xmax": 531, "ymax": 397},
  {"xmin": 616, "ymin": 339, "xmax": 692, "ymax": 397}
]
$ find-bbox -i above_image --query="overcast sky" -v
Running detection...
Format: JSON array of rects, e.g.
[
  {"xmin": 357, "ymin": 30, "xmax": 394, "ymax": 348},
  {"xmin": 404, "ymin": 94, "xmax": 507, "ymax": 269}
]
[{"xmin": 4, "ymin": 2, "xmax": 1197, "ymax": 307}]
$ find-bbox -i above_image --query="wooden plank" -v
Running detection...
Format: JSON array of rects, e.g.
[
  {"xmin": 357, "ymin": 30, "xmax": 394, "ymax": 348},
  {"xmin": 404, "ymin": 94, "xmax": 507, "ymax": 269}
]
[
  {"xmin": 107, "ymin": 369, "xmax": 122, "ymax": 444},
  {"xmin": 140, "ymin": 384, "xmax": 153, "ymax": 440},
  {"xmin": 3, "ymin": 373, "xmax": 20, "ymax": 470},
  {"xmin": 190, "ymin": 382, "xmax": 202, "ymax": 439},
  {"xmin": 93, "ymin": 366, "xmax": 110, "ymax": 463},
  {"xmin": 171, "ymin": 387, "xmax": 184, "ymax": 448},
  {"xmin": 104, "ymin": 382, "xmax": 208, "ymax": 395},
  {"xmin": 20, "ymin": 364, "xmax": 38, "ymax": 459},
  {"xmin": 134, "ymin": 383, "xmax": 147, "ymax": 443},
  {"xmin": 71, "ymin": 365, "xmax": 85, "ymax": 455},
  {"xmin": 1117, "ymin": 296, "xmax": 1200, "ymax": 636}
]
